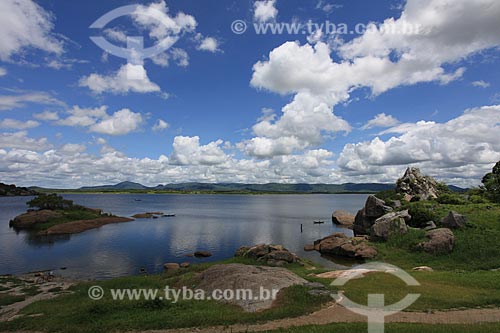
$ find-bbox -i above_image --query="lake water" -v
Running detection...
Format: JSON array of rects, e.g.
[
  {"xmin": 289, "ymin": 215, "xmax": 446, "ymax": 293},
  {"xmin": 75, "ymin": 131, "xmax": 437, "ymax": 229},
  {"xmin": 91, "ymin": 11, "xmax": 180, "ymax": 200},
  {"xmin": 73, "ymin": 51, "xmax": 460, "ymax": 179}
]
[{"xmin": 0, "ymin": 194, "xmax": 368, "ymax": 279}]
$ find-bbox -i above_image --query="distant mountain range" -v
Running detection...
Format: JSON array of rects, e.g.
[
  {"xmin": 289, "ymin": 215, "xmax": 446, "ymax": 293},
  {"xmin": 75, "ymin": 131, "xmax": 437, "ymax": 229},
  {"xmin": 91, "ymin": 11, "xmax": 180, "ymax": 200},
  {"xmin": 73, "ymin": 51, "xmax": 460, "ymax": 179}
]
[
  {"xmin": 30, "ymin": 181, "xmax": 467, "ymax": 194},
  {"xmin": 76, "ymin": 181, "xmax": 396, "ymax": 193}
]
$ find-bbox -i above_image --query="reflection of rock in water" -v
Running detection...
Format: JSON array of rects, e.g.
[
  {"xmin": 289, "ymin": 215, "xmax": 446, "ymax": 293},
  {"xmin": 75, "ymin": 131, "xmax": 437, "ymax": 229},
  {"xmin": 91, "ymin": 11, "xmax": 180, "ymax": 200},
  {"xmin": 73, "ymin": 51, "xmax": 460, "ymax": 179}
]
[{"xmin": 23, "ymin": 230, "xmax": 71, "ymax": 247}]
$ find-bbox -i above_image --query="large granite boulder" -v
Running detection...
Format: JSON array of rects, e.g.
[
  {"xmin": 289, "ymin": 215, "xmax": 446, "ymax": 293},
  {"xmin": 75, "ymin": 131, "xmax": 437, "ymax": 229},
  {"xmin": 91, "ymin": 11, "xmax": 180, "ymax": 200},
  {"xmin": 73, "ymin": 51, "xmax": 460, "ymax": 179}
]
[
  {"xmin": 370, "ymin": 210, "xmax": 410, "ymax": 240},
  {"xmin": 396, "ymin": 167, "xmax": 440, "ymax": 201},
  {"xmin": 9, "ymin": 210, "xmax": 63, "ymax": 228},
  {"xmin": 441, "ymin": 211, "xmax": 467, "ymax": 229},
  {"xmin": 196, "ymin": 264, "xmax": 307, "ymax": 312},
  {"xmin": 235, "ymin": 244, "xmax": 300, "ymax": 266},
  {"xmin": 332, "ymin": 210, "xmax": 355, "ymax": 227},
  {"xmin": 353, "ymin": 195, "xmax": 393, "ymax": 235},
  {"xmin": 419, "ymin": 228, "xmax": 455, "ymax": 254},
  {"xmin": 313, "ymin": 233, "xmax": 377, "ymax": 259}
]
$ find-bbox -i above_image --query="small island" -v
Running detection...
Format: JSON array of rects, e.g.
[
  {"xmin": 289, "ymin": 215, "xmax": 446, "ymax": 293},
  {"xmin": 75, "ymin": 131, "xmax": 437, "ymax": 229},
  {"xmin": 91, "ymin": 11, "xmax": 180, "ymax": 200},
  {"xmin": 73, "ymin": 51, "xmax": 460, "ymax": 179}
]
[{"xmin": 9, "ymin": 193, "xmax": 133, "ymax": 235}]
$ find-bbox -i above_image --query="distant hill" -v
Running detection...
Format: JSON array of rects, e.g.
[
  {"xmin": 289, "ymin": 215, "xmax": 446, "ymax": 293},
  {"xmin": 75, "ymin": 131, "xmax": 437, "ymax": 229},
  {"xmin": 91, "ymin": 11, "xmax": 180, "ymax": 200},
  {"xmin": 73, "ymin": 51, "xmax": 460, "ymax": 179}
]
[
  {"xmin": 79, "ymin": 181, "xmax": 148, "ymax": 191},
  {"xmin": 33, "ymin": 181, "xmax": 467, "ymax": 194},
  {"xmin": 70, "ymin": 182, "xmax": 396, "ymax": 194},
  {"xmin": 0, "ymin": 182, "xmax": 38, "ymax": 196}
]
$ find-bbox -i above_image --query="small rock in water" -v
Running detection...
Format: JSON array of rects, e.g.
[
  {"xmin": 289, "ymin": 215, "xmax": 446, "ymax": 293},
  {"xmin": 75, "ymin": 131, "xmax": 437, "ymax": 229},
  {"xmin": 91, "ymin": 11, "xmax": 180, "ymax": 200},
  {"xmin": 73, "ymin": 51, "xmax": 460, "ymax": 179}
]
[
  {"xmin": 163, "ymin": 263, "xmax": 180, "ymax": 271},
  {"xmin": 194, "ymin": 251, "xmax": 212, "ymax": 258},
  {"xmin": 303, "ymin": 244, "xmax": 315, "ymax": 251}
]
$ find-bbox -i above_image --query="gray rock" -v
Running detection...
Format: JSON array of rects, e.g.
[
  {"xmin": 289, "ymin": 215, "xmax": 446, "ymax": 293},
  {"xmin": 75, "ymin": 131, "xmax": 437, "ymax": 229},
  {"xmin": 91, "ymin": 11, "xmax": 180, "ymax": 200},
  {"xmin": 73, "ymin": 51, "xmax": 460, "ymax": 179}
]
[
  {"xmin": 197, "ymin": 264, "xmax": 307, "ymax": 312},
  {"xmin": 419, "ymin": 228, "xmax": 455, "ymax": 254},
  {"xmin": 314, "ymin": 233, "xmax": 378, "ymax": 259},
  {"xmin": 423, "ymin": 221, "xmax": 437, "ymax": 231},
  {"xmin": 370, "ymin": 210, "xmax": 410, "ymax": 240},
  {"xmin": 331, "ymin": 210, "xmax": 355, "ymax": 226},
  {"xmin": 308, "ymin": 289, "xmax": 332, "ymax": 297},
  {"xmin": 353, "ymin": 195, "xmax": 393, "ymax": 235},
  {"xmin": 396, "ymin": 167, "xmax": 440, "ymax": 201},
  {"xmin": 441, "ymin": 211, "xmax": 467, "ymax": 229},
  {"xmin": 304, "ymin": 282, "xmax": 326, "ymax": 289},
  {"xmin": 365, "ymin": 195, "xmax": 393, "ymax": 218}
]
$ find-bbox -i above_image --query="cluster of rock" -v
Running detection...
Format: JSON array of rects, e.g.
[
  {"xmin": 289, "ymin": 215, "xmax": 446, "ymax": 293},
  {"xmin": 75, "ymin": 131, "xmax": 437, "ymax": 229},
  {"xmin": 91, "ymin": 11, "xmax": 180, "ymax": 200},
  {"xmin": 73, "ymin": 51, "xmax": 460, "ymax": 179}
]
[
  {"xmin": 322, "ymin": 168, "xmax": 467, "ymax": 258},
  {"xmin": 235, "ymin": 244, "xmax": 300, "ymax": 267},
  {"xmin": 306, "ymin": 233, "xmax": 377, "ymax": 259},
  {"xmin": 396, "ymin": 167, "xmax": 440, "ymax": 201}
]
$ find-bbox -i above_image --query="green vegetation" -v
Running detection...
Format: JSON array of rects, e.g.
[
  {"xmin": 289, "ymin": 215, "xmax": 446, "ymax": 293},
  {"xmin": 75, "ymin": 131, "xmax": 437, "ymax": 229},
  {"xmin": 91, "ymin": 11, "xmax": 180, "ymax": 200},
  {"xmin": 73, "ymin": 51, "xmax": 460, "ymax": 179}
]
[
  {"xmin": 1, "ymin": 254, "xmax": 500, "ymax": 332},
  {"xmin": 482, "ymin": 161, "xmax": 500, "ymax": 203},
  {"xmin": 266, "ymin": 323, "xmax": 500, "ymax": 333},
  {"xmin": 0, "ymin": 294, "xmax": 25, "ymax": 307},
  {"xmin": 32, "ymin": 208, "xmax": 105, "ymax": 231},
  {"xmin": 27, "ymin": 193, "xmax": 74, "ymax": 210},
  {"xmin": 0, "ymin": 258, "xmax": 331, "ymax": 333},
  {"xmin": 375, "ymin": 202, "xmax": 500, "ymax": 270}
]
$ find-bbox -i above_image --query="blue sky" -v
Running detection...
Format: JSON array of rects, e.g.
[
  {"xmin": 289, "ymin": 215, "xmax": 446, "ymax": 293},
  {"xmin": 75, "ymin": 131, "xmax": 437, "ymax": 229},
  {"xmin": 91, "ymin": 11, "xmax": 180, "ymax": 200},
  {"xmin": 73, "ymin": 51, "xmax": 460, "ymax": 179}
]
[{"xmin": 0, "ymin": 0, "xmax": 499, "ymax": 187}]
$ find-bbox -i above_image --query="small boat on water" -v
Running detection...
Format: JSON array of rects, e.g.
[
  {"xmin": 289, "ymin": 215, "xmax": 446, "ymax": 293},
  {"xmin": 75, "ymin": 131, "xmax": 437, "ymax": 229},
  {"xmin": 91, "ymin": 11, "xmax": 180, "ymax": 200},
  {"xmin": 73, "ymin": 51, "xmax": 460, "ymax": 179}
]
[
  {"xmin": 163, "ymin": 214, "xmax": 176, "ymax": 217},
  {"xmin": 313, "ymin": 220, "xmax": 325, "ymax": 224}
]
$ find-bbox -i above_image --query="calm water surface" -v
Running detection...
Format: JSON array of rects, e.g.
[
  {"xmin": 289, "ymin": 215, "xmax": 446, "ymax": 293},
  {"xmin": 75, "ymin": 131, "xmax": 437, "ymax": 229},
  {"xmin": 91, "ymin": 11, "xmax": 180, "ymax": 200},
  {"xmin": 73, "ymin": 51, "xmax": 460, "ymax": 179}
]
[{"xmin": 0, "ymin": 194, "xmax": 368, "ymax": 279}]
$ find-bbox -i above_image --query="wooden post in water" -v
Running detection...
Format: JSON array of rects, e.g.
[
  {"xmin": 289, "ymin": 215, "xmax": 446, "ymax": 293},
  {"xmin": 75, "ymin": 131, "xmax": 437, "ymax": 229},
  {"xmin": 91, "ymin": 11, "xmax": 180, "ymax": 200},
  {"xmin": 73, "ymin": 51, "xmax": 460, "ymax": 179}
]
[{"xmin": 300, "ymin": 223, "xmax": 303, "ymax": 233}]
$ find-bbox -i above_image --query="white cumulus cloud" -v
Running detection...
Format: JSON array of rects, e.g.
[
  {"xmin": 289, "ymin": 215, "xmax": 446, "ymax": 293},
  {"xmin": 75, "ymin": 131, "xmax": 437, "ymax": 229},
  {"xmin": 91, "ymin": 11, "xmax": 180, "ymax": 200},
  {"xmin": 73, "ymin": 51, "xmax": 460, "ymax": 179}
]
[
  {"xmin": 254, "ymin": 0, "xmax": 278, "ymax": 23},
  {"xmin": 362, "ymin": 113, "xmax": 400, "ymax": 130}
]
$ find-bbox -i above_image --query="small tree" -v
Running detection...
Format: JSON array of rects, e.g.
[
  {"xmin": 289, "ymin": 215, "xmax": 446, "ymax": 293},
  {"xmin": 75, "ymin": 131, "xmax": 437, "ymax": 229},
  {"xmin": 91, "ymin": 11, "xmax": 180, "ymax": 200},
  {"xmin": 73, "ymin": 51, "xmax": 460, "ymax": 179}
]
[
  {"xmin": 27, "ymin": 193, "xmax": 74, "ymax": 210},
  {"xmin": 482, "ymin": 161, "xmax": 500, "ymax": 203}
]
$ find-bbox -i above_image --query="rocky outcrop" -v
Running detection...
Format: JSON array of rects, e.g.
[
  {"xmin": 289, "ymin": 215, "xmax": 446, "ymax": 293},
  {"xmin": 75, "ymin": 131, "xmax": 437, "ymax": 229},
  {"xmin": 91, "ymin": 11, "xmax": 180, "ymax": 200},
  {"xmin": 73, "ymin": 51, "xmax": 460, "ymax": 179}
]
[
  {"xmin": 353, "ymin": 195, "xmax": 393, "ymax": 235},
  {"xmin": 331, "ymin": 210, "xmax": 355, "ymax": 227},
  {"xmin": 41, "ymin": 217, "xmax": 134, "ymax": 235},
  {"xmin": 419, "ymin": 228, "xmax": 455, "ymax": 254},
  {"xmin": 370, "ymin": 210, "xmax": 410, "ymax": 240},
  {"xmin": 9, "ymin": 210, "xmax": 63, "ymax": 228},
  {"xmin": 441, "ymin": 211, "xmax": 467, "ymax": 229},
  {"xmin": 235, "ymin": 244, "xmax": 300, "ymax": 266},
  {"xmin": 313, "ymin": 233, "xmax": 377, "ymax": 259},
  {"xmin": 132, "ymin": 212, "xmax": 163, "ymax": 218},
  {"xmin": 196, "ymin": 264, "xmax": 307, "ymax": 312},
  {"xmin": 396, "ymin": 167, "xmax": 440, "ymax": 201}
]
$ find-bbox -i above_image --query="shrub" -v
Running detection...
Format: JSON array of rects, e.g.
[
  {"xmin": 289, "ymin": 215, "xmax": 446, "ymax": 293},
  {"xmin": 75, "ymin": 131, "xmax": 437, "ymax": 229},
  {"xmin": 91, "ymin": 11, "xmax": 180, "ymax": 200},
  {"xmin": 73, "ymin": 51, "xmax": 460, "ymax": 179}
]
[
  {"xmin": 482, "ymin": 161, "xmax": 500, "ymax": 203},
  {"xmin": 436, "ymin": 193, "xmax": 467, "ymax": 205},
  {"xmin": 407, "ymin": 203, "xmax": 439, "ymax": 228},
  {"xmin": 469, "ymin": 195, "xmax": 489, "ymax": 204},
  {"xmin": 374, "ymin": 189, "xmax": 403, "ymax": 207},
  {"xmin": 27, "ymin": 193, "xmax": 74, "ymax": 210}
]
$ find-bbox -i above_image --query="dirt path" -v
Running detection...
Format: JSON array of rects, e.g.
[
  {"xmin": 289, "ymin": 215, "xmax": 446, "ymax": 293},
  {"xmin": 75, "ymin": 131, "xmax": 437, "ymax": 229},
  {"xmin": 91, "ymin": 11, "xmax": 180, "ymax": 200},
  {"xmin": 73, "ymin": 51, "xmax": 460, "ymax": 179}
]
[
  {"xmin": 132, "ymin": 303, "xmax": 500, "ymax": 333},
  {"xmin": 0, "ymin": 276, "xmax": 75, "ymax": 322}
]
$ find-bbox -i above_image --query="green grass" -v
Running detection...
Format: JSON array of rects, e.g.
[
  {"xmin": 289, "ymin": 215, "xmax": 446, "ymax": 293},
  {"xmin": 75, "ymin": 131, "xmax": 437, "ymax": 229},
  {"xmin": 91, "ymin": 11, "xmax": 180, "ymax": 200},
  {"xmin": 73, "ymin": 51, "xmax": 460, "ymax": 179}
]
[
  {"xmin": 0, "ymin": 258, "xmax": 331, "ymax": 333},
  {"xmin": 266, "ymin": 323, "xmax": 500, "ymax": 333},
  {"xmin": 0, "ymin": 294, "xmax": 25, "ymax": 307},
  {"xmin": 339, "ymin": 271, "xmax": 500, "ymax": 311},
  {"xmin": 373, "ymin": 202, "xmax": 500, "ymax": 271},
  {"xmin": 33, "ymin": 208, "xmax": 104, "ymax": 230}
]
